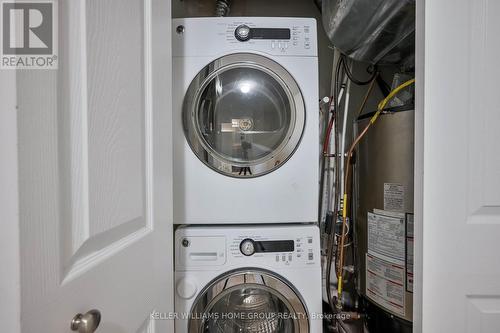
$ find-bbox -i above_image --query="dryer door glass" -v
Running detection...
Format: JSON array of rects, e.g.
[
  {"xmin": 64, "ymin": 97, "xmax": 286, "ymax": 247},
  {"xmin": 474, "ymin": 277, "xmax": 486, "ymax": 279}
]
[
  {"xmin": 183, "ymin": 53, "xmax": 305, "ymax": 178},
  {"xmin": 189, "ymin": 270, "xmax": 309, "ymax": 332},
  {"xmin": 197, "ymin": 67, "xmax": 291, "ymax": 163}
]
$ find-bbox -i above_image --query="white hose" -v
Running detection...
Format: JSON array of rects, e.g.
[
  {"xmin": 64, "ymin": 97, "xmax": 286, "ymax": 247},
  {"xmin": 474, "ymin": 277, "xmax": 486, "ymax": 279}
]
[{"xmin": 339, "ymin": 60, "xmax": 352, "ymax": 197}]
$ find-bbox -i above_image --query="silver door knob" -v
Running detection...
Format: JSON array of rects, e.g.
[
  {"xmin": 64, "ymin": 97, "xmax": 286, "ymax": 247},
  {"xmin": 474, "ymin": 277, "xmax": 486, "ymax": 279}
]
[{"xmin": 71, "ymin": 309, "xmax": 101, "ymax": 333}]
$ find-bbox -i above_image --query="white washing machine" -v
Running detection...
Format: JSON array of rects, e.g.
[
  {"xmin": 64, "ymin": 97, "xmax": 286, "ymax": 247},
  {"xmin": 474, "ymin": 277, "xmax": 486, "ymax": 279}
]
[
  {"xmin": 174, "ymin": 224, "xmax": 322, "ymax": 333},
  {"xmin": 172, "ymin": 17, "xmax": 319, "ymax": 224}
]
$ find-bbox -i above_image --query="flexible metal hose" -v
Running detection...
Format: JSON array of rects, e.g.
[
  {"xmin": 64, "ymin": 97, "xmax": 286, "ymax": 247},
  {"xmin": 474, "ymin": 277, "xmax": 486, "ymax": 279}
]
[{"xmin": 215, "ymin": 0, "xmax": 231, "ymax": 16}]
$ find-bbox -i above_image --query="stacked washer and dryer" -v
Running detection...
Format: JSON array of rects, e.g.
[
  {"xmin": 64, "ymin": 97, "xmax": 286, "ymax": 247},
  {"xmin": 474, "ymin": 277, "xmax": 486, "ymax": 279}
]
[{"xmin": 172, "ymin": 17, "xmax": 322, "ymax": 333}]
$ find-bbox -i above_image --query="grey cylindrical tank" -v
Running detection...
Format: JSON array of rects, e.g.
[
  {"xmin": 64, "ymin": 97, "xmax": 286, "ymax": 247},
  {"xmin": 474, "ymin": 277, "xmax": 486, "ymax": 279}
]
[{"xmin": 354, "ymin": 110, "xmax": 414, "ymax": 323}]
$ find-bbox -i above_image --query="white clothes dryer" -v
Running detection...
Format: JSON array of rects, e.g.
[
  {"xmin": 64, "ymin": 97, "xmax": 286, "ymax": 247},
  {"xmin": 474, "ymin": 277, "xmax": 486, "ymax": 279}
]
[{"xmin": 172, "ymin": 17, "xmax": 319, "ymax": 224}]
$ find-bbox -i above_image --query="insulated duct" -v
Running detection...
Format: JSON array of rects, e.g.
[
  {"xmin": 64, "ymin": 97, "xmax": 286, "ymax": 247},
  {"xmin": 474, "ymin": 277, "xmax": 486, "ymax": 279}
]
[
  {"xmin": 322, "ymin": 0, "xmax": 415, "ymax": 66},
  {"xmin": 215, "ymin": 0, "xmax": 231, "ymax": 16}
]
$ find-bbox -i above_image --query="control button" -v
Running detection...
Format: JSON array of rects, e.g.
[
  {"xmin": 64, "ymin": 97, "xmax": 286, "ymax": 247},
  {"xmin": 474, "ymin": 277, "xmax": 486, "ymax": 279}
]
[
  {"xmin": 285, "ymin": 42, "xmax": 288, "ymax": 49},
  {"xmin": 308, "ymin": 252, "xmax": 314, "ymax": 260},
  {"xmin": 282, "ymin": 255, "xmax": 286, "ymax": 261},
  {"xmin": 288, "ymin": 254, "xmax": 292, "ymax": 261},
  {"xmin": 176, "ymin": 278, "xmax": 197, "ymax": 299},
  {"xmin": 308, "ymin": 238, "xmax": 313, "ymax": 244},
  {"xmin": 176, "ymin": 25, "xmax": 185, "ymax": 35},
  {"xmin": 304, "ymin": 26, "xmax": 310, "ymax": 33},
  {"xmin": 235, "ymin": 25, "xmax": 251, "ymax": 42},
  {"xmin": 240, "ymin": 239, "xmax": 255, "ymax": 256},
  {"xmin": 293, "ymin": 42, "xmax": 298, "ymax": 46},
  {"xmin": 297, "ymin": 254, "xmax": 301, "ymax": 258},
  {"xmin": 271, "ymin": 41, "xmax": 275, "ymax": 49},
  {"xmin": 276, "ymin": 254, "xmax": 279, "ymax": 262},
  {"xmin": 305, "ymin": 42, "xmax": 310, "ymax": 49}
]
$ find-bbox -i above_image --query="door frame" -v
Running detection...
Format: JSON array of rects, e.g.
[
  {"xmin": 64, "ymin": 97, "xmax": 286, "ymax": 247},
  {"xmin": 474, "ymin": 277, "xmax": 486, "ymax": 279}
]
[
  {"xmin": 0, "ymin": 71, "xmax": 21, "ymax": 332},
  {"xmin": 413, "ymin": 0, "xmax": 425, "ymax": 332}
]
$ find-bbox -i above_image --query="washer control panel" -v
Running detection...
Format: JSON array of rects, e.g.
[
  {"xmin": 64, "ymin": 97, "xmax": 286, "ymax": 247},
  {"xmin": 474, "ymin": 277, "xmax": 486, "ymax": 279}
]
[
  {"xmin": 175, "ymin": 225, "xmax": 320, "ymax": 270},
  {"xmin": 231, "ymin": 234, "xmax": 316, "ymax": 267}
]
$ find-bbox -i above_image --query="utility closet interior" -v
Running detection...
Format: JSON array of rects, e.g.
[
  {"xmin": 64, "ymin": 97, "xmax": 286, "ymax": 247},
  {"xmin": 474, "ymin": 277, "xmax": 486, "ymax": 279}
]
[{"xmin": 172, "ymin": 0, "xmax": 416, "ymax": 332}]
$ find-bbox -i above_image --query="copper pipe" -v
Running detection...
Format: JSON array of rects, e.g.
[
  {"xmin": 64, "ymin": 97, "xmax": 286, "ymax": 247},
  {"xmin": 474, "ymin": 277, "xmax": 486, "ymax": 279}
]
[
  {"xmin": 336, "ymin": 121, "xmax": 372, "ymax": 308},
  {"xmin": 356, "ymin": 74, "xmax": 379, "ymax": 118}
]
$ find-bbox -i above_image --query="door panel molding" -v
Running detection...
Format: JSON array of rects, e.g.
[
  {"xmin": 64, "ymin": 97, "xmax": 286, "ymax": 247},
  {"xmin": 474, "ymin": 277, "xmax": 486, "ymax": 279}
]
[
  {"xmin": 59, "ymin": 0, "xmax": 154, "ymax": 283},
  {"xmin": 467, "ymin": 0, "xmax": 500, "ymax": 225},
  {"xmin": 467, "ymin": 296, "xmax": 500, "ymax": 333},
  {"xmin": 137, "ymin": 313, "xmax": 156, "ymax": 333}
]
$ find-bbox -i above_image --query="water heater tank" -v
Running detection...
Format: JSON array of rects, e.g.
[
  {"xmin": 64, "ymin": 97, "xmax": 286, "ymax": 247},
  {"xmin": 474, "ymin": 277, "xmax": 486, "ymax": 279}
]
[
  {"xmin": 322, "ymin": 0, "xmax": 415, "ymax": 65},
  {"xmin": 354, "ymin": 109, "xmax": 414, "ymax": 330}
]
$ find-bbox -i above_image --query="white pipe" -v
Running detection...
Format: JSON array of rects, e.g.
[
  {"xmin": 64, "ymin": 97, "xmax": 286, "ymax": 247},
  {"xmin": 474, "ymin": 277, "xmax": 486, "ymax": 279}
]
[
  {"xmin": 340, "ymin": 78, "xmax": 351, "ymax": 197},
  {"xmin": 325, "ymin": 86, "xmax": 345, "ymax": 213}
]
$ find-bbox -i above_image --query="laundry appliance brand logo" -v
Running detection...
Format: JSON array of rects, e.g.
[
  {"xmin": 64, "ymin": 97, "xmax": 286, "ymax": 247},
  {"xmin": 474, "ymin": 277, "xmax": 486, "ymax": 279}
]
[{"xmin": 1, "ymin": 0, "xmax": 58, "ymax": 69}]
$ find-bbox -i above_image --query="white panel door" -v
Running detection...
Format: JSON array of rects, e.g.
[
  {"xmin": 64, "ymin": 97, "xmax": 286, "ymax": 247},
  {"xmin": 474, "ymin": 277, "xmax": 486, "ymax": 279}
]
[
  {"xmin": 422, "ymin": 0, "xmax": 500, "ymax": 332},
  {"xmin": 16, "ymin": 0, "xmax": 173, "ymax": 332}
]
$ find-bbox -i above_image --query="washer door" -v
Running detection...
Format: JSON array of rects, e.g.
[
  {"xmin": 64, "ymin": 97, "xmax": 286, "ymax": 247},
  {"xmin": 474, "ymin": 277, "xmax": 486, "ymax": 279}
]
[
  {"xmin": 183, "ymin": 53, "xmax": 305, "ymax": 178},
  {"xmin": 189, "ymin": 270, "xmax": 309, "ymax": 333}
]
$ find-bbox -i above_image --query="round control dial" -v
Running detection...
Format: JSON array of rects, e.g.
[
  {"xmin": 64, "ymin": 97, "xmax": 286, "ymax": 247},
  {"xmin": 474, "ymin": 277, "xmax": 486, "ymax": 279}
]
[
  {"xmin": 240, "ymin": 239, "xmax": 256, "ymax": 256},
  {"xmin": 235, "ymin": 25, "xmax": 251, "ymax": 42}
]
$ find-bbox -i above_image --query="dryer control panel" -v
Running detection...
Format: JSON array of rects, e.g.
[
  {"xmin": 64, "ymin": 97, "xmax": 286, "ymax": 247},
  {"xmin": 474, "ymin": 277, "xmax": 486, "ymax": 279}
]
[
  {"xmin": 175, "ymin": 225, "xmax": 320, "ymax": 271},
  {"xmin": 228, "ymin": 22, "xmax": 314, "ymax": 53},
  {"xmin": 172, "ymin": 17, "xmax": 318, "ymax": 57}
]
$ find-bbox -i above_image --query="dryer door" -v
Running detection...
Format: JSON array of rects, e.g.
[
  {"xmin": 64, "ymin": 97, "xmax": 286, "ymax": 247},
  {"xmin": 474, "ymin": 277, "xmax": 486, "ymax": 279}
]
[
  {"xmin": 189, "ymin": 270, "xmax": 309, "ymax": 333},
  {"xmin": 183, "ymin": 53, "xmax": 305, "ymax": 178}
]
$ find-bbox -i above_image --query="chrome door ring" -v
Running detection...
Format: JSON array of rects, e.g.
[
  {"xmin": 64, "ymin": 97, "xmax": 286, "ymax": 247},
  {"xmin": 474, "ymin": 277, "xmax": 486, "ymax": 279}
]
[
  {"xmin": 183, "ymin": 53, "xmax": 306, "ymax": 178},
  {"xmin": 188, "ymin": 268, "xmax": 310, "ymax": 332}
]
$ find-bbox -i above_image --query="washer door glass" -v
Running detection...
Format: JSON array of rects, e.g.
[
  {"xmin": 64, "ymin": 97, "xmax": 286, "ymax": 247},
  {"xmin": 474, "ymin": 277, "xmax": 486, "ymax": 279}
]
[
  {"xmin": 183, "ymin": 53, "xmax": 305, "ymax": 178},
  {"xmin": 204, "ymin": 285, "xmax": 295, "ymax": 332},
  {"xmin": 189, "ymin": 270, "xmax": 309, "ymax": 333}
]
